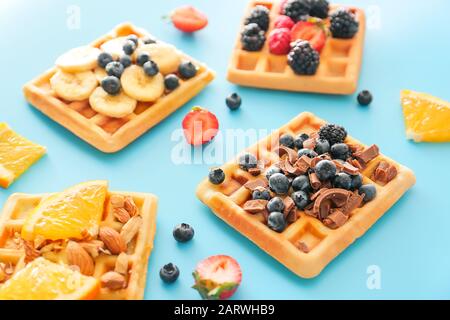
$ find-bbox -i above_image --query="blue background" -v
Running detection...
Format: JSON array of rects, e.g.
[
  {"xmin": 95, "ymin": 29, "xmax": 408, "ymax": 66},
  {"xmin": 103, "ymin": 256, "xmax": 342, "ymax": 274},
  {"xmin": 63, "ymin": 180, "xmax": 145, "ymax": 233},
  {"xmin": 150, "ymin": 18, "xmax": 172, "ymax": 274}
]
[{"xmin": 1, "ymin": 0, "xmax": 450, "ymax": 299}]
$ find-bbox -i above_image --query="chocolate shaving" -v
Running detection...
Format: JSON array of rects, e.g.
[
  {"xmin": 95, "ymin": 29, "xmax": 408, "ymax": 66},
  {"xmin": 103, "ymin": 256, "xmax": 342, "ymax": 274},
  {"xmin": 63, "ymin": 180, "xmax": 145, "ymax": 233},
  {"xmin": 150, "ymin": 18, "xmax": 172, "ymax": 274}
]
[
  {"xmin": 319, "ymin": 199, "xmax": 332, "ymax": 220},
  {"xmin": 243, "ymin": 200, "xmax": 268, "ymax": 214},
  {"xmin": 248, "ymin": 167, "xmax": 261, "ymax": 176},
  {"xmin": 323, "ymin": 209, "xmax": 349, "ymax": 229},
  {"xmin": 350, "ymin": 158, "xmax": 364, "ymax": 170},
  {"xmin": 308, "ymin": 172, "xmax": 321, "ymax": 190},
  {"xmin": 273, "ymin": 146, "xmax": 298, "ymax": 164},
  {"xmin": 280, "ymin": 159, "xmax": 303, "ymax": 176},
  {"xmin": 342, "ymin": 191, "xmax": 364, "ymax": 215},
  {"xmin": 372, "ymin": 161, "xmax": 398, "ymax": 184},
  {"xmin": 353, "ymin": 144, "xmax": 379, "ymax": 165},
  {"xmin": 286, "ymin": 209, "xmax": 298, "ymax": 224},
  {"xmin": 312, "ymin": 188, "xmax": 352, "ymax": 219},
  {"xmin": 342, "ymin": 162, "xmax": 360, "ymax": 175},
  {"xmin": 303, "ymin": 138, "xmax": 317, "ymax": 150},
  {"xmin": 311, "ymin": 188, "xmax": 329, "ymax": 201},
  {"xmin": 283, "ymin": 197, "xmax": 295, "ymax": 217},
  {"xmin": 348, "ymin": 143, "xmax": 364, "ymax": 154},
  {"xmin": 296, "ymin": 241, "xmax": 310, "ymax": 253},
  {"xmin": 293, "ymin": 156, "xmax": 311, "ymax": 174},
  {"xmin": 244, "ymin": 179, "xmax": 268, "ymax": 191}
]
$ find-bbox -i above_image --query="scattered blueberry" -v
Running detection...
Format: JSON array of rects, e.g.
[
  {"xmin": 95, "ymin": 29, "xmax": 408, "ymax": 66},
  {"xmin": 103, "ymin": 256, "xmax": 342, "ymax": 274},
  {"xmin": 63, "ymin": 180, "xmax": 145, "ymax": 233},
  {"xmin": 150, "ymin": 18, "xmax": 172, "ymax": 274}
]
[
  {"xmin": 238, "ymin": 153, "xmax": 257, "ymax": 171},
  {"xmin": 359, "ymin": 184, "xmax": 377, "ymax": 202},
  {"xmin": 208, "ymin": 168, "xmax": 225, "ymax": 185},
  {"xmin": 351, "ymin": 174, "xmax": 363, "ymax": 190},
  {"xmin": 164, "ymin": 74, "xmax": 180, "ymax": 91},
  {"xmin": 267, "ymin": 211, "xmax": 287, "ymax": 233},
  {"xmin": 279, "ymin": 134, "xmax": 295, "ymax": 149},
  {"xmin": 333, "ymin": 172, "xmax": 352, "ymax": 190},
  {"xmin": 265, "ymin": 166, "xmax": 282, "ymax": 180},
  {"xmin": 292, "ymin": 175, "xmax": 311, "ymax": 193},
  {"xmin": 159, "ymin": 263, "xmax": 180, "ymax": 283},
  {"xmin": 119, "ymin": 55, "xmax": 132, "ymax": 68},
  {"xmin": 143, "ymin": 37, "xmax": 157, "ymax": 44},
  {"xmin": 298, "ymin": 148, "xmax": 318, "ymax": 159},
  {"xmin": 314, "ymin": 139, "xmax": 330, "ymax": 155},
  {"xmin": 314, "ymin": 160, "xmax": 337, "ymax": 181},
  {"xmin": 357, "ymin": 90, "xmax": 373, "ymax": 106},
  {"xmin": 269, "ymin": 173, "xmax": 290, "ymax": 195},
  {"xmin": 105, "ymin": 61, "xmax": 124, "ymax": 78},
  {"xmin": 173, "ymin": 223, "xmax": 195, "ymax": 243},
  {"xmin": 178, "ymin": 61, "xmax": 197, "ymax": 79},
  {"xmin": 267, "ymin": 197, "xmax": 285, "ymax": 213},
  {"xmin": 252, "ymin": 188, "xmax": 271, "ymax": 200},
  {"xmin": 127, "ymin": 34, "xmax": 139, "ymax": 46},
  {"xmin": 143, "ymin": 60, "xmax": 159, "ymax": 76},
  {"xmin": 101, "ymin": 76, "xmax": 121, "ymax": 95},
  {"xmin": 330, "ymin": 143, "xmax": 350, "ymax": 160},
  {"xmin": 226, "ymin": 93, "xmax": 242, "ymax": 110},
  {"xmin": 123, "ymin": 40, "xmax": 136, "ymax": 55},
  {"xmin": 294, "ymin": 133, "xmax": 309, "ymax": 149},
  {"xmin": 136, "ymin": 52, "xmax": 150, "ymax": 66},
  {"xmin": 292, "ymin": 191, "xmax": 309, "ymax": 210},
  {"xmin": 98, "ymin": 52, "xmax": 113, "ymax": 68}
]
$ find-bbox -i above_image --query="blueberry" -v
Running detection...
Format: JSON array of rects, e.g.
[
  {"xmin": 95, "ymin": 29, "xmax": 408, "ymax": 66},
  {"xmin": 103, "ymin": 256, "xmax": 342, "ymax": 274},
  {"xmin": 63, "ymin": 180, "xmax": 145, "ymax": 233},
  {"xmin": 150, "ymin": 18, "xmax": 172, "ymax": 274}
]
[
  {"xmin": 298, "ymin": 148, "xmax": 318, "ymax": 159},
  {"xmin": 269, "ymin": 173, "xmax": 290, "ymax": 195},
  {"xmin": 173, "ymin": 223, "xmax": 195, "ymax": 242},
  {"xmin": 359, "ymin": 184, "xmax": 377, "ymax": 202},
  {"xmin": 143, "ymin": 60, "xmax": 159, "ymax": 76},
  {"xmin": 238, "ymin": 153, "xmax": 257, "ymax": 171},
  {"xmin": 267, "ymin": 197, "xmax": 285, "ymax": 213},
  {"xmin": 265, "ymin": 166, "xmax": 281, "ymax": 180},
  {"xmin": 292, "ymin": 191, "xmax": 309, "ymax": 210},
  {"xmin": 314, "ymin": 139, "xmax": 330, "ymax": 155},
  {"xmin": 119, "ymin": 55, "xmax": 132, "ymax": 68},
  {"xmin": 357, "ymin": 90, "xmax": 373, "ymax": 106},
  {"xmin": 252, "ymin": 188, "xmax": 271, "ymax": 200},
  {"xmin": 294, "ymin": 133, "xmax": 309, "ymax": 149},
  {"xmin": 123, "ymin": 40, "xmax": 136, "ymax": 55},
  {"xmin": 226, "ymin": 93, "xmax": 242, "ymax": 110},
  {"xmin": 268, "ymin": 212, "xmax": 287, "ymax": 233},
  {"xmin": 164, "ymin": 74, "xmax": 180, "ymax": 91},
  {"xmin": 279, "ymin": 134, "xmax": 295, "ymax": 149},
  {"xmin": 101, "ymin": 76, "xmax": 121, "ymax": 95},
  {"xmin": 178, "ymin": 61, "xmax": 197, "ymax": 79},
  {"xmin": 143, "ymin": 36, "xmax": 157, "ymax": 45},
  {"xmin": 208, "ymin": 168, "xmax": 225, "ymax": 185},
  {"xmin": 333, "ymin": 172, "xmax": 352, "ymax": 190},
  {"xmin": 98, "ymin": 52, "xmax": 113, "ymax": 68},
  {"xmin": 136, "ymin": 52, "xmax": 150, "ymax": 66},
  {"xmin": 159, "ymin": 263, "xmax": 180, "ymax": 283},
  {"xmin": 351, "ymin": 174, "xmax": 363, "ymax": 190},
  {"xmin": 127, "ymin": 34, "xmax": 139, "ymax": 46},
  {"xmin": 330, "ymin": 143, "xmax": 350, "ymax": 160},
  {"xmin": 292, "ymin": 175, "xmax": 311, "ymax": 193},
  {"xmin": 105, "ymin": 61, "xmax": 124, "ymax": 78},
  {"xmin": 314, "ymin": 160, "xmax": 337, "ymax": 181}
]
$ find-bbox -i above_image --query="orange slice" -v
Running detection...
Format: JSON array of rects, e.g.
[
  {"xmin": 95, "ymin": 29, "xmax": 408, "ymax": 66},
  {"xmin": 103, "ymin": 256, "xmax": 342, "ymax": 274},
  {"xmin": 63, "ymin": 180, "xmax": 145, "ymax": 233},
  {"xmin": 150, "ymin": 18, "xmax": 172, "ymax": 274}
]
[
  {"xmin": 400, "ymin": 90, "xmax": 450, "ymax": 142},
  {"xmin": 21, "ymin": 181, "xmax": 108, "ymax": 241},
  {"xmin": 0, "ymin": 257, "xmax": 99, "ymax": 300},
  {"xmin": 0, "ymin": 123, "xmax": 46, "ymax": 188}
]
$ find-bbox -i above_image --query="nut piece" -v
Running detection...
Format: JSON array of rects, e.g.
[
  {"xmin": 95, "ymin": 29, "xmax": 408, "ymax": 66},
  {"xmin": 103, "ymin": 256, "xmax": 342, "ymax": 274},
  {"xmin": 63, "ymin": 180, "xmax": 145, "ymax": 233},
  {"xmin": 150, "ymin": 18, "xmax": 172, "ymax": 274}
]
[
  {"xmin": 113, "ymin": 207, "xmax": 131, "ymax": 224},
  {"xmin": 124, "ymin": 196, "xmax": 138, "ymax": 216},
  {"xmin": 0, "ymin": 263, "xmax": 7, "ymax": 282},
  {"xmin": 114, "ymin": 253, "xmax": 129, "ymax": 275},
  {"xmin": 101, "ymin": 271, "xmax": 126, "ymax": 290},
  {"xmin": 23, "ymin": 240, "xmax": 40, "ymax": 263},
  {"xmin": 99, "ymin": 227, "xmax": 126, "ymax": 255},
  {"xmin": 79, "ymin": 240, "xmax": 104, "ymax": 259},
  {"xmin": 120, "ymin": 216, "xmax": 142, "ymax": 244},
  {"xmin": 66, "ymin": 241, "xmax": 95, "ymax": 276},
  {"xmin": 110, "ymin": 195, "xmax": 125, "ymax": 208}
]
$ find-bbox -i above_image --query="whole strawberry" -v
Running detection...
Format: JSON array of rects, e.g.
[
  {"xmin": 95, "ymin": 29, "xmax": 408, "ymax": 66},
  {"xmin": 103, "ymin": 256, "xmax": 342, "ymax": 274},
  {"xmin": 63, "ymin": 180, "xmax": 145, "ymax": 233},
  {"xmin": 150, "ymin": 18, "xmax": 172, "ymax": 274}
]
[
  {"xmin": 268, "ymin": 28, "xmax": 291, "ymax": 55},
  {"xmin": 274, "ymin": 15, "xmax": 295, "ymax": 30},
  {"xmin": 192, "ymin": 255, "xmax": 242, "ymax": 300}
]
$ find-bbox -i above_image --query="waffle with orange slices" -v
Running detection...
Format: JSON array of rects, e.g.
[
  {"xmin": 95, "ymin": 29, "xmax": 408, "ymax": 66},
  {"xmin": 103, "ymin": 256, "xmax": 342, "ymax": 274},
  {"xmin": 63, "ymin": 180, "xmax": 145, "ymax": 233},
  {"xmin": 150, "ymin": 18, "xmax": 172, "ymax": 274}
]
[
  {"xmin": 196, "ymin": 112, "xmax": 415, "ymax": 278},
  {"xmin": 0, "ymin": 181, "xmax": 158, "ymax": 300},
  {"xmin": 23, "ymin": 23, "xmax": 215, "ymax": 153}
]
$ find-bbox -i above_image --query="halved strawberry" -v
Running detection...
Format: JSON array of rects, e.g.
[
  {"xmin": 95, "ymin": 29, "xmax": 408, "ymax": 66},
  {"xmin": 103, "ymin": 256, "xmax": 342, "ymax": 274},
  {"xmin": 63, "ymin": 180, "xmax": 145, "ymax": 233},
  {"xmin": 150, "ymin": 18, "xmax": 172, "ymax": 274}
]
[
  {"xmin": 171, "ymin": 6, "xmax": 208, "ymax": 33},
  {"xmin": 291, "ymin": 20, "xmax": 327, "ymax": 53},
  {"xmin": 182, "ymin": 107, "xmax": 219, "ymax": 146},
  {"xmin": 192, "ymin": 255, "xmax": 242, "ymax": 300}
]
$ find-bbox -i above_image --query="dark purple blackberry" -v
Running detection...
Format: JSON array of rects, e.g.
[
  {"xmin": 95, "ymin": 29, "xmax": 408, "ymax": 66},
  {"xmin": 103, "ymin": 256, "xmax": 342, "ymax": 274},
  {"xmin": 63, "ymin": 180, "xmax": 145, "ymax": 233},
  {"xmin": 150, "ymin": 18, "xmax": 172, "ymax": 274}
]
[
  {"xmin": 318, "ymin": 124, "xmax": 347, "ymax": 145},
  {"xmin": 309, "ymin": 0, "xmax": 329, "ymax": 19},
  {"xmin": 330, "ymin": 8, "xmax": 359, "ymax": 39},
  {"xmin": 287, "ymin": 40, "xmax": 320, "ymax": 75},
  {"xmin": 244, "ymin": 5, "xmax": 270, "ymax": 31},
  {"xmin": 241, "ymin": 23, "xmax": 266, "ymax": 51},
  {"xmin": 283, "ymin": 0, "xmax": 311, "ymax": 22}
]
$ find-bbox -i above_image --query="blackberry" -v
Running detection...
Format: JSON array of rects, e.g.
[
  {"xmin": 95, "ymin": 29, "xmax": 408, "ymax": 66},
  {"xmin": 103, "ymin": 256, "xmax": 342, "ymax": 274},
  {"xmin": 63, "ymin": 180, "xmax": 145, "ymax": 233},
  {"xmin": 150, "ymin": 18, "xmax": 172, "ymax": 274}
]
[
  {"xmin": 287, "ymin": 40, "xmax": 320, "ymax": 75},
  {"xmin": 283, "ymin": 0, "xmax": 311, "ymax": 22},
  {"xmin": 241, "ymin": 23, "xmax": 266, "ymax": 51},
  {"xmin": 309, "ymin": 0, "xmax": 329, "ymax": 19},
  {"xmin": 330, "ymin": 8, "xmax": 359, "ymax": 39},
  {"xmin": 244, "ymin": 5, "xmax": 270, "ymax": 31},
  {"xmin": 318, "ymin": 124, "xmax": 347, "ymax": 146}
]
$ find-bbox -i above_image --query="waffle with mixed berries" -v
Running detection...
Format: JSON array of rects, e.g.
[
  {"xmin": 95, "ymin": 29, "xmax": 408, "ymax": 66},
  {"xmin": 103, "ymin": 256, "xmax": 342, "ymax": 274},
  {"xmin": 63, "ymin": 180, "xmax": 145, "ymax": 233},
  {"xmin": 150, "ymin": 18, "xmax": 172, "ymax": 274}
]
[
  {"xmin": 0, "ymin": 188, "xmax": 158, "ymax": 300},
  {"xmin": 23, "ymin": 23, "xmax": 215, "ymax": 153},
  {"xmin": 227, "ymin": 0, "xmax": 365, "ymax": 94},
  {"xmin": 196, "ymin": 112, "xmax": 415, "ymax": 278}
]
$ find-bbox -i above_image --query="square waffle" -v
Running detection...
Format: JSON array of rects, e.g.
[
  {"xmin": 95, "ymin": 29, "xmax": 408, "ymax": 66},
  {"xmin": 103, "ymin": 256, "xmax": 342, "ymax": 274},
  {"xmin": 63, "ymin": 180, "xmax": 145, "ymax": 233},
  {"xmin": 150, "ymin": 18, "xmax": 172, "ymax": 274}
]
[
  {"xmin": 0, "ymin": 190, "xmax": 158, "ymax": 300},
  {"xmin": 196, "ymin": 112, "xmax": 415, "ymax": 278},
  {"xmin": 227, "ymin": 0, "xmax": 365, "ymax": 94},
  {"xmin": 23, "ymin": 23, "xmax": 215, "ymax": 153}
]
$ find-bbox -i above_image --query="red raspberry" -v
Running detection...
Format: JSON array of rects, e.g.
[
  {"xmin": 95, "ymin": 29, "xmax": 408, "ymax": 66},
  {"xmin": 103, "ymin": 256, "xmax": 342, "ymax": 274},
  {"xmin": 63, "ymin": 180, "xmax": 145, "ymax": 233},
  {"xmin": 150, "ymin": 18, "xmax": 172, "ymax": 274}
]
[
  {"xmin": 274, "ymin": 15, "xmax": 295, "ymax": 30},
  {"xmin": 268, "ymin": 28, "xmax": 291, "ymax": 55}
]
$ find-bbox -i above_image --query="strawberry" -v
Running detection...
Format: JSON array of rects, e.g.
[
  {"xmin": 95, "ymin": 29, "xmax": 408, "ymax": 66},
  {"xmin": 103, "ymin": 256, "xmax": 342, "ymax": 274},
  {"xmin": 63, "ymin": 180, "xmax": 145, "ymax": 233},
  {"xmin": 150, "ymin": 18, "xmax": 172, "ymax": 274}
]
[
  {"xmin": 170, "ymin": 6, "xmax": 208, "ymax": 33},
  {"xmin": 290, "ymin": 20, "xmax": 327, "ymax": 53},
  {"xmin": 273, "ymin": 15, "xmax": 295, "ymax": 30},
  {"xmin": 268, "ymin": 28, "xmax": 291, "ymax": 55},
  {"xmin": 192, "ymin": 255, "xmax": 242, "ymax": 300},
  {"xmin": 182, "ymin": 107, "xmax": 219, "ymax": 146}
]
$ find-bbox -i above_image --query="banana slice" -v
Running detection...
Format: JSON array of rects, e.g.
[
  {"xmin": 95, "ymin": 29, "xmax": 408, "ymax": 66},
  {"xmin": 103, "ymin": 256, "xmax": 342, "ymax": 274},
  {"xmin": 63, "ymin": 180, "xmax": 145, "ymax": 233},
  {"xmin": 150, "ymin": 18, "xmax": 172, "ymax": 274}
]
[
  {"xmin": 50, "ymin": 70, "xmax": 98, "ymax": 101},
  {"xmin": 55, "ymin": 46, "xmax": 101, "ymax": 73},
  {"xmin": 89, "ymin": 87, "xmax": 137, "ymax": 118},
  {"xmin": 94, "ymin": 67, "xmax": 108, "ymax": 82},
  {"xmin": 121, "ymin": 65, "xmax": 165, "ymax": 102},
  {"xmin": 137, "ymin": 43, "xmax": 181, "ymax": 75},
  {"xmin": 100, "ymin": 37, "xmax": 134, "ymax": 59}
]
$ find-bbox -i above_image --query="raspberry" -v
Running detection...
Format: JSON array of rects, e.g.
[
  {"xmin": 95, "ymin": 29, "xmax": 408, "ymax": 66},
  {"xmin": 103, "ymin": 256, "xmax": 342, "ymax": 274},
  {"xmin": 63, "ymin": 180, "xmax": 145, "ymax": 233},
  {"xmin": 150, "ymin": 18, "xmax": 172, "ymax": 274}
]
[
  {"xmin": 268, "ymin": 28, "xmax": 291, "ymax": 55},
  {"xmin": 274, "ymin": 15, "xmax": 295, "ymax": 30}
]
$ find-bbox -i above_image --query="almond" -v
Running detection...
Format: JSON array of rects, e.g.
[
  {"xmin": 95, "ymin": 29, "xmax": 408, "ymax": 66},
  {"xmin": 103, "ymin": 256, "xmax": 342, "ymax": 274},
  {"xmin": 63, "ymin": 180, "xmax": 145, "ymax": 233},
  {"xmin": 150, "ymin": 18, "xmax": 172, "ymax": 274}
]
[
  {"xmin": 110, "ymin": 195, "xmax": 125, "ymax": 208},
  {"xmin": 124, "ymin": 196, "xmax": 138, "ymax": 216},
  {"xmin": 100, "ymin": 271, "xmax": 126, "ymax": 290},
  {"xmin": 99, "ymin": 227, "xmax": 126, "ymax": 255},
  {"xmin": 79, "ymin": 240, "xmax": 104, "ymax": 258},
  {"xmin": 23, "ymin": 240, "xmax": 40, "ymax": 263},
  {"xmin": 114, "ymin": 253, "xmax": 129, "ymax": 275},
  {"xmin": 120, "ymin": 216, "xmax": 142, "ymax": 244},
  {"xmin": 113, "ymin": 207, "xmax": 131, "ymax": 224},
  {"xmin": 66, "ymin": 241, "xmax": 95, "ymax": 276}
]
